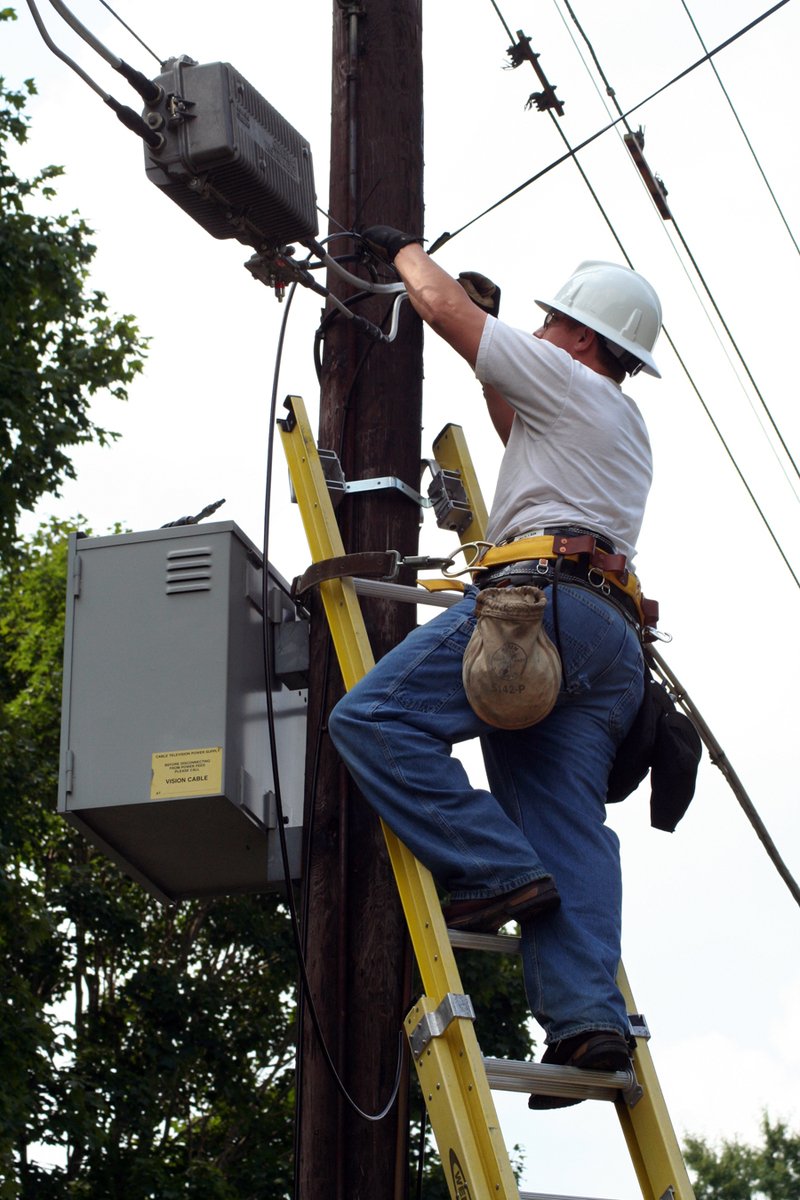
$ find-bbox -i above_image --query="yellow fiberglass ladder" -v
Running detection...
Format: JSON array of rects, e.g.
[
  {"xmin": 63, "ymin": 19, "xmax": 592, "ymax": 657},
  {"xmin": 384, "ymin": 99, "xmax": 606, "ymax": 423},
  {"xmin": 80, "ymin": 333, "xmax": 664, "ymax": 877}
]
[{"xmin": 278, "ymin": 394, "xmax": 695, "ymax": 1200}]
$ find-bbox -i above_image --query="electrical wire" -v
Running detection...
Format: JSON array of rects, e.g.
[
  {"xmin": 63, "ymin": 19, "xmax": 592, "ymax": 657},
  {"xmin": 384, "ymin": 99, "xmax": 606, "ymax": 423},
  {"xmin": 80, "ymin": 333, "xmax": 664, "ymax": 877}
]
[
  {"xmin": 44, "ymin": 0, "xmax": 161, "ymax": 101},
  {"xmin": 313, "ymin": 289, "xmax": 374, "ymax": 382},
  {"xmin": 550, "ymin": 0, "xmax": 800, "ymax": 509},
  {"xmin": 302, "ymin": 234, "xmax": 407, "ymax": 296},
  {"xmin": 97, "ymin": 0, "xmax": 162, "ymax": 66},
  {"xmin": 301, "ymin": 232, "xmax": 415, "ymax": 456},
  {"xmin": 299, "ymin": 235, "xmax": 409, "ymax": 380},
  {"xmin": 258, "ymin": 285, "xmax": 406, "ymax": 1130},
  {"xmin": 47, "ymin": 0, "xmax": 123, "ymax": 70},
  {"xmin": 648, "ymin": 646, "xmax": 800, "ymax": 909},
  {"xmin": 538, "ymin": 7, "xmax": 800, "ymax": 585},
  {"xmin": 25, "ymin": 0, "xmax": 162, "ymax": 143},
  {"xmin": 26, "ymin": 0, "xmax": 113, "ymax": 101},
  {"xmin": 481, "ymin": 0, "xmax": 800, "ymax": 590},
  {"xmin": 678, "ymin": 0, "xmax": 800, "ymax": 258},
  {"xmin": 554, "ymin": 0, "xmax": 800, "ymax": 491},
  {"xmin": 487, "ymin": 0, "xmax": 514, "ymax": 43},
  {"xmin": 431, "ymin": 0, "xmax": 792, "ymax": 250},
  {"xmin": 312, "ymin": 285, "xmax": 406, "ymax": 382},
  {"xmin": 661, "ymin": 328, "xmax": 800, "ymax": 589},
  {"xmin": 482, "ymin": 0, "xmax": 800, "ymax": 887}
]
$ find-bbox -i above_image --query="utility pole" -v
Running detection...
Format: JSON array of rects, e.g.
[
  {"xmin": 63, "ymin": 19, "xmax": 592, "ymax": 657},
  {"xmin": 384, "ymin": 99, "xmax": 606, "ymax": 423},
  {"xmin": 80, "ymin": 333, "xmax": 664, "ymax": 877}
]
[{"xmin": 294, "ymin": 3, "xmax": 424, "ymax": 1199}]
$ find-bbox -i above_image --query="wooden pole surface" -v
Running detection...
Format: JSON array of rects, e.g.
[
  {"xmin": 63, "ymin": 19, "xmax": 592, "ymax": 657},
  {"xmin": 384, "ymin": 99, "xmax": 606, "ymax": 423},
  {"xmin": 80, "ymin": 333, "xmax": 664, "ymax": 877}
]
[{"xmin": 295, "ymin": 3, "xmax": 424, "ymax": 1198}]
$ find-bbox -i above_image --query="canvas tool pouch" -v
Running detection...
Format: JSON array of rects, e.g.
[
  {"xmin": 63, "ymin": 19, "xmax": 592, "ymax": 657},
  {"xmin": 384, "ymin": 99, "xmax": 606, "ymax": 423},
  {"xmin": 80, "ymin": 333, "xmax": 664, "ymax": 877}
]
[{"xmin": 462, "ymin": 586, "xmax": 562, "ymax": 729}]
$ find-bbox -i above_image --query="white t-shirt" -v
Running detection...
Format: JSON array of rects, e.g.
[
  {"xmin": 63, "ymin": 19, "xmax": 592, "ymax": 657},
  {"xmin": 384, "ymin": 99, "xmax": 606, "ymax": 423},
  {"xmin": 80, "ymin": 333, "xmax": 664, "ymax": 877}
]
[{"xmin": 475, "ymin": 317, "xmax": 652, "ymax": 564}]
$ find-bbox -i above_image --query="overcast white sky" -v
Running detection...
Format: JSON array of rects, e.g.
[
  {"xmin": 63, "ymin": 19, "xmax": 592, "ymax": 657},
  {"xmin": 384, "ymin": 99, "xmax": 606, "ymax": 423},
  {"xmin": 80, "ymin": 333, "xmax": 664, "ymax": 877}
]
[{"xmin": 5, "ymin": 0, "xmax": 800, "ymax": 1195}]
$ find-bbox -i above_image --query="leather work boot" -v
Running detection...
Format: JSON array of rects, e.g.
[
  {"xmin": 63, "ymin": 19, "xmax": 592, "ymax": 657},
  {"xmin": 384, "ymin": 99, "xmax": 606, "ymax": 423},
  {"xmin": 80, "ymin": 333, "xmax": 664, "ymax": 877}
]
[
  {"xmin": 441, "ymin": 876, "xmax": 560, "ymax": 934},
  {"xmin": 528, "ymin": 1030, "xmax": 634, "ymax": 1110}
]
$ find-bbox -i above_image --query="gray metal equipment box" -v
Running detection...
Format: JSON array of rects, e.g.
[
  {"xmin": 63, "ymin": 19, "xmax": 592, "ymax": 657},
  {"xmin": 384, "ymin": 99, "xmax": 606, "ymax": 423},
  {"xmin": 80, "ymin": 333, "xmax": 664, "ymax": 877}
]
[
  {"xmin": 143, "ymin": 58, "xmax": 318, "ymax": 249},
  {"xmin": 58, "ymin": 522, "xmax": 308, "ymax": 903}
]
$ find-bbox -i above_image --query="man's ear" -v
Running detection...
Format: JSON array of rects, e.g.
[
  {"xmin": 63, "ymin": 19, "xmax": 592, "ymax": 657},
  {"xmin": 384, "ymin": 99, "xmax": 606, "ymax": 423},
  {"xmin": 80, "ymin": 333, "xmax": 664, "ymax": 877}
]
[{"xmin": 570, "ymin": 325, "xmax": 602, "ymax": 371}]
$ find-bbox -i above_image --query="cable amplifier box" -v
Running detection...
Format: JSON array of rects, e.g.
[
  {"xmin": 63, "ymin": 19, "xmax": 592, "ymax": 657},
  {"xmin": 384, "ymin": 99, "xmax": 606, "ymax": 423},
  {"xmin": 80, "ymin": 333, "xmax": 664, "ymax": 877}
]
[{"xmin": 143, "ymin": 57, "xmax": 318, "ymax": 249}]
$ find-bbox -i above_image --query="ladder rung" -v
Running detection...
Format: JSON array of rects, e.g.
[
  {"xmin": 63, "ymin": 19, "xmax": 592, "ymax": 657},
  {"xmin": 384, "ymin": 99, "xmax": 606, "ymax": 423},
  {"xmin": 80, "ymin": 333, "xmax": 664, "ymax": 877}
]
[
  {"xmin": 448, "ymin": 928, "xmax": 522, "ymax": 953},
  {"xmin": 520, "ymin": 1192, "xmax": 621, "ymax": 1200},
  {"xmin": 283, "ymin": 398, "xmax": 694, "ymax": 1200},
  {"xmin": 353, "ymin": 577, "xmax": 459, "ymax": 608},
  {"xmin": 483, "ymin": 1056, "xmax": 636, "ymax": 1104}
]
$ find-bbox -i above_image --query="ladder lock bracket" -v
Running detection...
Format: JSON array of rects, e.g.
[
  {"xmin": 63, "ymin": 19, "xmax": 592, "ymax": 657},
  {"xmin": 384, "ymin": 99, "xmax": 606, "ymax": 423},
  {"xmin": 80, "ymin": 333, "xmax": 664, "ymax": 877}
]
[
  {"xmin": 408, "ymin": 993, "xmax": 475, "ymax": 1059},
  {"xmin": 628, "ymin": 1012, "xmax": 651, "ymax": 1041},
  {"xmin": 427, "ymin": 468, "xmax": 473, "ymax": 533}
]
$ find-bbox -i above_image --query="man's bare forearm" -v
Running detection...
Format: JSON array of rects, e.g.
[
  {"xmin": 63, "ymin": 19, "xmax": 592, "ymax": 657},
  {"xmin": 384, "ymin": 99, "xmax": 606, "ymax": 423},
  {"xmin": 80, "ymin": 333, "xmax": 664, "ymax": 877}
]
[{"xmin": 393, "ymin": 244, "xmax": 487, "ymax": 367}]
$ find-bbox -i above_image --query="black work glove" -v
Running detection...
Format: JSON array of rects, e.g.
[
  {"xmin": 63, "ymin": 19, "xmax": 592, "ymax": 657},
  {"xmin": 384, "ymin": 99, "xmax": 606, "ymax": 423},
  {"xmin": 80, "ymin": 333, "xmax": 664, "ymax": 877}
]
[
  {"xmin": 457, "ymin": 271, "xmax": 501, "ymax": 318},
  {"xmin": 360, "ymin": 225, "xmax": 424, "ymax": 264}
]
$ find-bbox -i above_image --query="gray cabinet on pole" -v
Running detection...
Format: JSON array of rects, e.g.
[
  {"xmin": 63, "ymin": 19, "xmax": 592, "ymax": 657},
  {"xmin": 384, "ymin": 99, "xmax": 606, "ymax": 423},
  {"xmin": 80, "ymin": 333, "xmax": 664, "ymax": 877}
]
[{"xmin": 58, "ymin": 521, "xmax": 307, "ymax": 903}]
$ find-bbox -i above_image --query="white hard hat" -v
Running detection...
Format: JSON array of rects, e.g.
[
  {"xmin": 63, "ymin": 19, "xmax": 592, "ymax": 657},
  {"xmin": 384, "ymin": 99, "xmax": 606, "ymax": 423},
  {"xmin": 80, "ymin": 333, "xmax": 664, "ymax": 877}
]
[{"xmin": 535, "ymin": 260, "xmax": 662, "ymax": 378}]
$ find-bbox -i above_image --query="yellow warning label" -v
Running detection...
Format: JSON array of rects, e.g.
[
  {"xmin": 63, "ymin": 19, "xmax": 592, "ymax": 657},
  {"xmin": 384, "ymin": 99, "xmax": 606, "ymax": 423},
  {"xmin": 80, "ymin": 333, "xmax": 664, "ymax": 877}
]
[{"xmin": 150, "ymin": 747, "xmax": 223, "ymax": 800}]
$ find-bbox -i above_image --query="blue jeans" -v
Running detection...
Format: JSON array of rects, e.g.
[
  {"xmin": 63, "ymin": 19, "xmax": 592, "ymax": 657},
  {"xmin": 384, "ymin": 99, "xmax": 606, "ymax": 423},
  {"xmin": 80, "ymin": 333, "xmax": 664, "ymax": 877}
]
[{"xmin": 328, "ymin": 582, "xmax": 645, "ymax": 1044}]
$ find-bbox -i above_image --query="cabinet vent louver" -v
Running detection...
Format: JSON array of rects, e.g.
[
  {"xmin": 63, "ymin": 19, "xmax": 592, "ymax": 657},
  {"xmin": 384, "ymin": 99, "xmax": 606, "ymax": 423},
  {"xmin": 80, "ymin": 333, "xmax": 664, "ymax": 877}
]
[{"xmin": 165, "ymin": 545, "xmax": 213, "ymax": 595}]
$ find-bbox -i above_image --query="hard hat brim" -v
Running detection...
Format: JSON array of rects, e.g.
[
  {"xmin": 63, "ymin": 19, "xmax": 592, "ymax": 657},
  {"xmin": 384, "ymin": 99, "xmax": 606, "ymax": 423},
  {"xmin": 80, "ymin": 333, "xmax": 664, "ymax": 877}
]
[{"xmin": 535, "ymin": 300, "xmax": 661, "ymax": 379}]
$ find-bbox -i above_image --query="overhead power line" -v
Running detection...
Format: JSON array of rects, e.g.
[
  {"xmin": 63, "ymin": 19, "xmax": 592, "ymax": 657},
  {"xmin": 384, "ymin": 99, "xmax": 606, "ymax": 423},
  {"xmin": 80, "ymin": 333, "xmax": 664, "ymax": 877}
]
[
  {"xmin": 555, "ymin": 0, "xmax": 800, "ymax": 491},
  {"xmin": 430, "ymin": 0, "xmax": 792, "ymax": 250},
  {"xmin": 472, "ymin": 0, "xmax": 800, "ymax": 898},
  {"xmin": 98, "ymin": 0, "xmax": 162, "ymax": 66},
  {"xmin": 650, "ymin": 647, "xmax": 800, "ymax": 910},
  {"xmin": 679, "ymin": 0, "xmax": 800, "ymax": 258},
  {"xmin": 549, "ymin": 0, "xmax": 800, "ymax": 510},
  {"xmin": 477, "ymin": 1, "xmax": 800, "ymax": 591}
]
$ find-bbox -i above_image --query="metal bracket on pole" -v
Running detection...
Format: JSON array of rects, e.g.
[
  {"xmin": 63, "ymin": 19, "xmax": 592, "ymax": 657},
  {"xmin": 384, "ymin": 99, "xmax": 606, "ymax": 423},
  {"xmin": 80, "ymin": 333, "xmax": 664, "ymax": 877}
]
[
  {"xmin": 315, "ymin": 446, "xmax": 473, "ymax": 531},
  {"xmin": 317, "ymin": 447, "xmax": 432, "ymax": 507},
  {"xmin": 408, "ymin": 992, "xmax": 476, "ymax": 1059},
  {"xmin": 345, "ymin": 474, "xmax": 432, "ymax": 506}
]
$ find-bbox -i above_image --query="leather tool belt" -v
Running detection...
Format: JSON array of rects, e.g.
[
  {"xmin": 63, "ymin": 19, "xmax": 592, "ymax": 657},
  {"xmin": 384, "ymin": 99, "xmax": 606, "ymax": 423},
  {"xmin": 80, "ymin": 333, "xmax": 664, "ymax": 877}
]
[{"xmin": 476, "ymin": 531, "xmax": 659, "ymax": 635}]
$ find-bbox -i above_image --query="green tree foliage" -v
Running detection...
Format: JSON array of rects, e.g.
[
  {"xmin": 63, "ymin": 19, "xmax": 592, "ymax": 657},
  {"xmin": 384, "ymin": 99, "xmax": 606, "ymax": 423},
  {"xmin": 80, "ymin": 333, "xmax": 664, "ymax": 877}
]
[
  {"xmin": 0, "ymin": 521, "xmax": 297, "ymax": 1197},
  {"xmin": 0, "ymin": 23, "xmax": 538, "ymax": 1193},
  {"xmin": 0, "ymin": 10, "xmax": 148, "ymax": 554},
  {"xmin": 684, "ymin": 1116, "xmax": 800, "ymax": 1200},
  {"xmin": 0, "ymin": 520, "xmax": 537, "ymax": 1199}
]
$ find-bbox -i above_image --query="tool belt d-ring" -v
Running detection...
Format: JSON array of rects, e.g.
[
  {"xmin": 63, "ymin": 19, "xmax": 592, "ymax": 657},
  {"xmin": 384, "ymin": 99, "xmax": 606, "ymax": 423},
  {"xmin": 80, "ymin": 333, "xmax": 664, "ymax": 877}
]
[{"xmin": 476, "ymin": 533, "xmax": 659, "ymax": 637}]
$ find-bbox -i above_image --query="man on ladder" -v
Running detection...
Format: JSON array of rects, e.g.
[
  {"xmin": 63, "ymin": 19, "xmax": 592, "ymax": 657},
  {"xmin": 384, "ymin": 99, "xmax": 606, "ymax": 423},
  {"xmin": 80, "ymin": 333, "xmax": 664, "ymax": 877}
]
[{"xmin": 329, "ymin": 227, "xmax": 663, "ymax": 1106}]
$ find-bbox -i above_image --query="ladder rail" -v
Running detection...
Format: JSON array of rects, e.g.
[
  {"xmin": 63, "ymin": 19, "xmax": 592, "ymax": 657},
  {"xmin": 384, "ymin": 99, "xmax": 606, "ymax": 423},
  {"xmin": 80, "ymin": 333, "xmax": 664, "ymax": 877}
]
[
  {"xmin": 615, "ymin": 965, "xmax": 694, "ymax": 1200},
  {"xmin": 280, "ymin": 395, "xmax": 695, "ymax": 1200},
  {"xmin": 279, "ymin": 395, "xmax": 520, "ymax": 1200},
  {"xmin": 432, "ymin": 422, "xmax": 695, "ymax": 1200}
]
